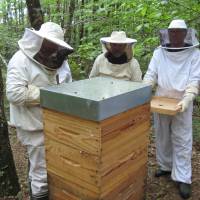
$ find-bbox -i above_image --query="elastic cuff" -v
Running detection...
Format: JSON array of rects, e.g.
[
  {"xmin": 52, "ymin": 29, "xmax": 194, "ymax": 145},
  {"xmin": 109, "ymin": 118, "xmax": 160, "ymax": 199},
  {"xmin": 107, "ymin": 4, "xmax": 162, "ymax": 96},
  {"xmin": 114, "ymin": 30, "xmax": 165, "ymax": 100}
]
[{"xmin": 32, "ymin": 191, "xmax": 48, "ymax": 199}]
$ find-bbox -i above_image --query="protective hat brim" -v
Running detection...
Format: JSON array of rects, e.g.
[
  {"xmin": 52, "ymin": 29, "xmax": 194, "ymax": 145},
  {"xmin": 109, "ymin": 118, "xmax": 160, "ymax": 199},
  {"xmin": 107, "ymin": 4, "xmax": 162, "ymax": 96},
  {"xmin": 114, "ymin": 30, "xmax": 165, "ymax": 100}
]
[
  {"xmin": 28, "ymin": 28, "xmax": 74, "ymax": 51},
  {"xmin": 100, "ymin": 37, "xmax": 137, "ymax": 44}
]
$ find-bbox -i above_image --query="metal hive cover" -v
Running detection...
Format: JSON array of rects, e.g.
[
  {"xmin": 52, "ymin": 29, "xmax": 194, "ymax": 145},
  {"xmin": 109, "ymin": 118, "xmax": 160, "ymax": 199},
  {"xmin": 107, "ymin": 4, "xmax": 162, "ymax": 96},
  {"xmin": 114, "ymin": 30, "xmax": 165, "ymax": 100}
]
[{"xmin": 40, "ymin": 77, "xmax": 151, "ymax": 121}]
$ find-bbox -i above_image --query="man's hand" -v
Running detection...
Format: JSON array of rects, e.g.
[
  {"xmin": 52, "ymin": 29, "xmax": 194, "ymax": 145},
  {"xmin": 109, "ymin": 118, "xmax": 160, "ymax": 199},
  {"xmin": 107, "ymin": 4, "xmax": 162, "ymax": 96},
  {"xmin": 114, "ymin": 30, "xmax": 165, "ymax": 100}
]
[
  {"xmin": 176, "ymin": 84, "xmax": 199, "ymax": 112},
  {"xmin": 142, "ymin": 79, "xmax": 156, "ymax": 88},
  {"xmin": 25, "ymin": 84, "xmax": 40, "ymax": 106},
  {"xmin": 176, "ymin": 99, "xmax": 190, "ymax": 112},
  {"xmin": 176, "ymin": 94, "xmax": 194, "ymax": 112}
]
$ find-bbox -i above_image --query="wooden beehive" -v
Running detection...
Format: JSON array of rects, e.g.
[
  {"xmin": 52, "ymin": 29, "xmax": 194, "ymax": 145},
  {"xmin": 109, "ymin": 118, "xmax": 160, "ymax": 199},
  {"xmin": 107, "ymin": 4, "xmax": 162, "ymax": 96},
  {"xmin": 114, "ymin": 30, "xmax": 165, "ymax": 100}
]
[{"xmin": 41, "ymin": 77, "xmax": 151, "ymax": 200}]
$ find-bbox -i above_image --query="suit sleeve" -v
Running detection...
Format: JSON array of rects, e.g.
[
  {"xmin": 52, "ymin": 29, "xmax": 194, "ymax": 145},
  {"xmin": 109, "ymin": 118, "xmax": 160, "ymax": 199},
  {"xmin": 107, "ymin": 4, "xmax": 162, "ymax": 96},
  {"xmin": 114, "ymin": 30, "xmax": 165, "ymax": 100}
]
[{"xmin": 6, "ymin": 53, "xmax": 40, "ymax": 106}]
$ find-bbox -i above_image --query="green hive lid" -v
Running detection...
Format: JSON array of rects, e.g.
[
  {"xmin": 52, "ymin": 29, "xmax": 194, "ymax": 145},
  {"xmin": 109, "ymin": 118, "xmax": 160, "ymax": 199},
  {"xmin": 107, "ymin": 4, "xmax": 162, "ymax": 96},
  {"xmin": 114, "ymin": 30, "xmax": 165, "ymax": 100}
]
[{"xmin": 40, "ymin": 77, "xmax": 151, "ymax": 121}]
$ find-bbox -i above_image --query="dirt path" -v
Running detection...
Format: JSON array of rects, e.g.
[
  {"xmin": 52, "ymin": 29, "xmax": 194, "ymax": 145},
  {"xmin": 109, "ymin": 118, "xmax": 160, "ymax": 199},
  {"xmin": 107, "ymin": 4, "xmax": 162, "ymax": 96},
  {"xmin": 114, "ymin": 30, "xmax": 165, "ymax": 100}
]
[
  {"xmin": 146, "ymin": 133, "xmax": 200, "ymax": 200},
  {"xmin": 9, "ymin": 127, "xmax": 29, "ymax": 200},
  {"xmin": 9, "ymin": 127, "xmax": 200, "ymax": 200}
]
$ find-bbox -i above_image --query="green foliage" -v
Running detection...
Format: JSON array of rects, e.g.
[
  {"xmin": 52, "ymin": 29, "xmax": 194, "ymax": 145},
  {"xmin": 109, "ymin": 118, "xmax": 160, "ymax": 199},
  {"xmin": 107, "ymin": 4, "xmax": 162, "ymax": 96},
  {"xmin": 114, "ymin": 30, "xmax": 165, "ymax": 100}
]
[
  {"xmin": 193, "ymin": 116, "xmax": 200, "ymax": 143},
  {"xmin": 193, "ymin": 96, "xmax": 200, "ymax": 142},
  {"xmin": 0, "ymin": 26, "xmax": 20, "ymax": 63},
  {"xmin": 1, "ymin": 0, "xmax": 200, "ymax": 78},
  {"xmin": 69, "ymin": 42, "xmax": 101, "ymax": 79},
  {"xmin": 0, "ymin": 0, "xmax": 26, "ymax": 64},
  {"xmin": 58, "ymin": 0, "xmax": 200, "ymax": 76}
]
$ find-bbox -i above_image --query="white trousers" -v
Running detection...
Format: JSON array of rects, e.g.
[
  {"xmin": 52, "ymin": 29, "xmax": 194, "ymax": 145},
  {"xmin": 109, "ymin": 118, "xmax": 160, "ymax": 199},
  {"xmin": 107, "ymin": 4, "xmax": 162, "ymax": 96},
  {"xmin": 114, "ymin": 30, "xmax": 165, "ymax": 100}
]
[
  {"xmin": 16, "ymin": 128, "xmax": 48, "ymax": 198},
  {"xmin": 154, "ymin": 104, "xmax": 193, "ymax": 184}
]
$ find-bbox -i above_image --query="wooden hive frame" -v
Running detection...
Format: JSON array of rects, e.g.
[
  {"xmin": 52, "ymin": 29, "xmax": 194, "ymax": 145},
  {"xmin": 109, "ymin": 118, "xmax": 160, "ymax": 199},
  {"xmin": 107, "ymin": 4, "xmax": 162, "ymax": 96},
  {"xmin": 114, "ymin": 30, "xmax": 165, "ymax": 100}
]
[
  {"xmin": 43, "ymin": 103, "xmax": 150, "ymax": 200},
  {"xmin": 151, "ymin": 96, "xmax": 180, "ymax": 115}
]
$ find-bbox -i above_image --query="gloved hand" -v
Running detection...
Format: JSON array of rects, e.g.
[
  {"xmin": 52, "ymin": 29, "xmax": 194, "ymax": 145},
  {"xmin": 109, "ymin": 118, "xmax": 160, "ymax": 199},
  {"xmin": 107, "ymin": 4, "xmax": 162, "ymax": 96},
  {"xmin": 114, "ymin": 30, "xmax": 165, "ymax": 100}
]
[
  {"xmin": 176, "ymin": 94, "xmax": 194, "ymax": 112},
  {"xmin": 176, "ymin": 84, "xmax": 198, "ymax": 112},
  {"xmin": 25, "ymin": 84, "xmax": 40, "ymax": 106},
  {"xmin": 142, "ymin": 79, "xmax": 156, "ymax": 88}
]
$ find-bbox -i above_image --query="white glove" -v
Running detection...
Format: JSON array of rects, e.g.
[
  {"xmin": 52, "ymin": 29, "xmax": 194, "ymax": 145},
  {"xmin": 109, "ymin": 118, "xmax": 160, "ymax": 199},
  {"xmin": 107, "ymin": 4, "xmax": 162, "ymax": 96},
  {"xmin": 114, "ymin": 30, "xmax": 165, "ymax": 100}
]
[
  {"xmin": 176, "ymin": 84, "xmax": 198, "ymax": 112},
  {"xmin": 25, "ymin": 84, "xmax": 40, "ymax": 106},
  {"xmin": 142, "ymin": 79, "xmax": 156, "ymax": 88},
  {"xmin": 176, "ymin": 94, "xmax": 194, "ymax": 112}
]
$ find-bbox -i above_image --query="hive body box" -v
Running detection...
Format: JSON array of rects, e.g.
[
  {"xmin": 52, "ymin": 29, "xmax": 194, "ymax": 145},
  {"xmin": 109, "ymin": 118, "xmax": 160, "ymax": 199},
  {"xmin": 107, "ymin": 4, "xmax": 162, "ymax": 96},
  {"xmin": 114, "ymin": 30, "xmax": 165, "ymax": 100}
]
[{"xmin": 40, "ymin": 77, "xmax": 151, "ymax": 200}]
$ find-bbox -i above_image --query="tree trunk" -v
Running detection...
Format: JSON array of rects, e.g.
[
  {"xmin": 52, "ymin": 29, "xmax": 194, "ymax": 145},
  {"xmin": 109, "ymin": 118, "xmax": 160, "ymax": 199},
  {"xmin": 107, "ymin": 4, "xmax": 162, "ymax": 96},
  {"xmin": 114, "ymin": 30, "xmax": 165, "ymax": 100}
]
[
  {"xmin": 47, "ymin": 4, "xmax": 51, "ymax": 21},
  {"xmin": 0, "ymin": 56, "xmax": 20, "ymax": 197},
  {"xmin": 19, "ymin": 0, "xmax": 25, "ymax": 27},
  {"xmin": 7, "ymin": 2, "xmax": 13, "ymax": 27},
  {"xmin": 14, "ymin": 0, "xmax": 18, "ymax": 32},
  {"xmin": 79, "ymin": 0, "xmax": 85, "ymax": 44},
  {"xmin": 56, "ymin": 0, "xmax": 61, "ymax": 23},
  {"xmin": 61, "ymin": 0, "xmax": 67, "ymax": 28},
  {"xmin": 25, "ymin": 0, "xmax": 44, "ymax": 30},
  {"xmin": 64, "ymin": 0, "xmax": 76, "ymax": 43}
]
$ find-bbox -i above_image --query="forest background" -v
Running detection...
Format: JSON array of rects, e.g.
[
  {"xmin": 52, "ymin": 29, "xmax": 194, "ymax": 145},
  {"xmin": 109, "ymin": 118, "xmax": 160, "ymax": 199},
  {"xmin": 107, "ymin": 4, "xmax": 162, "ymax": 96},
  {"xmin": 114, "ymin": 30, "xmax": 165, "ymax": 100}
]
[
  {"xmin": 0, "ymin": 0, "xmax": 200, "ymax": 199},
  {"xmin": 1, "ymin": 0, "xmax": 200, "ymax": 79},
  {"xmin": 1, "ymin": 0, "xmax": 200, "ymax": 137}
]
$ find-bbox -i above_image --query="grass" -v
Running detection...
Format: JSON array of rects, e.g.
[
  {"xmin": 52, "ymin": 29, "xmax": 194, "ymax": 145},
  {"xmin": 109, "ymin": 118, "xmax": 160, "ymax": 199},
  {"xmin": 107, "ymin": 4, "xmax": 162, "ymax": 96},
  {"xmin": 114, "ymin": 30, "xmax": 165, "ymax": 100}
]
[
  {"xmin": 193, "ymin": 97, "xmax": 200, "ymax": 143},
  {"xmin": 193, "ymin": 116, "xmax": 200, "ymax": 143}
]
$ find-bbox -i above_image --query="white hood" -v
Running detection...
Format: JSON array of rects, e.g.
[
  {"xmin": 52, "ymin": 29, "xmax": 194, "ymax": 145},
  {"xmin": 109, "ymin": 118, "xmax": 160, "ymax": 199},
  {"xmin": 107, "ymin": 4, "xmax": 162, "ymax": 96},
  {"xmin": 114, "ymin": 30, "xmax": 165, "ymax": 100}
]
[
  {"xmin": 18, "ymin": 22, "xmax": 74, "ymax": 71},
  {"xmin": 159, "ymin": 28, "xmax": 199, "ymax": 50},
  {"xmin": 18, "ymin": 28, "xmax": 43, "ymax": 60}
]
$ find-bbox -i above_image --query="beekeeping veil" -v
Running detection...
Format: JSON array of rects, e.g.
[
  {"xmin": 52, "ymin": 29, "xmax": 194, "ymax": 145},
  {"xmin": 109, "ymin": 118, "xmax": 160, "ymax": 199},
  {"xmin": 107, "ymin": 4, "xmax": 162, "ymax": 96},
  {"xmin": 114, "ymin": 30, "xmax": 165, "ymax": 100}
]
[
  {"xmin": 159, "ymin": 19, "xmax": 199, "ymax": 50},
  {"xmin": 100, "ymin": 31, "xmax": 137, "ymax": 61},
  {"xmin": 18, "ymin": 22, "xmax": 73, "ymax": 70}
]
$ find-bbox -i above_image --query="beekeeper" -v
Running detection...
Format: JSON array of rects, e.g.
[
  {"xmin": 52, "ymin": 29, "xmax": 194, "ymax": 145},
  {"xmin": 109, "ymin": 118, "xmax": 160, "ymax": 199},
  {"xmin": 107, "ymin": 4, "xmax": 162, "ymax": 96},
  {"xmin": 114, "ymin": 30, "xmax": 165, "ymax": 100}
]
[
  {"xmin": 143, "ymin": 19, "xmax": 200, "ymax": 199},
  {"xmin": 6, "ymin": 22, "xmax": 73, "ymax": 200},
  {"xmin": 89, "ymin": 31, "xmax": 142, "ymax": 81}
]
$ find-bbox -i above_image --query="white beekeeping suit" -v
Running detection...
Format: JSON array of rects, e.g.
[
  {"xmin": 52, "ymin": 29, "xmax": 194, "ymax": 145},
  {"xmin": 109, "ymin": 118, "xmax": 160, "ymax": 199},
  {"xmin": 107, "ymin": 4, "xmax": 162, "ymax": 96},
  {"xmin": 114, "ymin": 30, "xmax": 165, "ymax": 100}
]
[
  {"xmin": 89, "ymin": 31, "xmax": 142, "ymax": 81},
  {"xmin": 6, "ymin": 22, "xmax": 73, "ymax": 200},
  {"xmin": 143, "ymin": 19, "xmax": 200, "ymax": 199},
  {"xmin": 57, "ymin": 60, "xmax": 72, "ymax": 83}
]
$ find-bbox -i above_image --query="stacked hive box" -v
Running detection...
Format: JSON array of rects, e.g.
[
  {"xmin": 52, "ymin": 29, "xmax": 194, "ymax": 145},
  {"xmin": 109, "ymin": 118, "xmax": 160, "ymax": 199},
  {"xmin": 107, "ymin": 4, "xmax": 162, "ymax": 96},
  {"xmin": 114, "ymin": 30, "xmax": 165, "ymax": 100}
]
[{"xmin": 40, "ymin": 77, "xmax": 151, "ymax": 200}]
